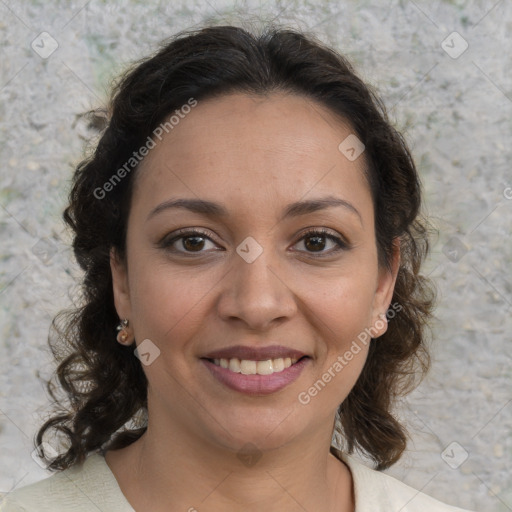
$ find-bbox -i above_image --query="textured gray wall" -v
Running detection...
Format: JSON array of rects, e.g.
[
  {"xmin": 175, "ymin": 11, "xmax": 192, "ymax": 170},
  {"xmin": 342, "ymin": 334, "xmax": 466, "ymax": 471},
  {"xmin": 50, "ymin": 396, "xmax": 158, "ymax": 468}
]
[{"xmin": 0, "ymin": 1, "xmax": 511, "ymax": 511}]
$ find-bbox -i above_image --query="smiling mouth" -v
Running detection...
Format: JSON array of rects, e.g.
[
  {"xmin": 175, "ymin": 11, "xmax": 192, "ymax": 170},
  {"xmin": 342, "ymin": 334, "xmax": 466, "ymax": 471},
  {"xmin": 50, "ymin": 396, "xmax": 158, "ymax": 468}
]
[{"xmin": 205, "ymin": 356, "xmax": 309, "ymax": 375}]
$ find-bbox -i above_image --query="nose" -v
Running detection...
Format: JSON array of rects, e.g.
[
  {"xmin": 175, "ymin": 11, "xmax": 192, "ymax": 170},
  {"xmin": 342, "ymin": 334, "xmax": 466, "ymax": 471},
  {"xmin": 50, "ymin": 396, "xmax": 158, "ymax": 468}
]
[{"xmin": 216, "ymin": 244, "xmax": 297, "ymax": 331}]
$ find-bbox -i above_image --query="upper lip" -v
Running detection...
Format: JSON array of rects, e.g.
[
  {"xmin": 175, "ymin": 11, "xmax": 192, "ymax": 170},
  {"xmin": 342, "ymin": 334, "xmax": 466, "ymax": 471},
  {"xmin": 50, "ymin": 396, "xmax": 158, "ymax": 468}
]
[{"xmin": 202, "ymin": 345, "xmax": 308, "ymax": 361}]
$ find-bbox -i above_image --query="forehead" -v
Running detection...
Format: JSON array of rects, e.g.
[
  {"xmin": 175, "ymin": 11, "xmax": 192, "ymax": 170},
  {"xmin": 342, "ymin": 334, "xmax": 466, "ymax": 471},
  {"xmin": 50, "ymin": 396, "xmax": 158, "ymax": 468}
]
[{"xmin": 132, "ymin": 92, "xmax": 372, "ymax": 222}]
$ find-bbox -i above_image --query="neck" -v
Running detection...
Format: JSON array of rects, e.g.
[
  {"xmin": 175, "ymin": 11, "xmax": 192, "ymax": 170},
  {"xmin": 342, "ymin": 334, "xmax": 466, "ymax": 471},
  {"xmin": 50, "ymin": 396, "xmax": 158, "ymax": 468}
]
[{"xmin": 105, "ymin": 408, "xmax": 354, "ymax": 512}]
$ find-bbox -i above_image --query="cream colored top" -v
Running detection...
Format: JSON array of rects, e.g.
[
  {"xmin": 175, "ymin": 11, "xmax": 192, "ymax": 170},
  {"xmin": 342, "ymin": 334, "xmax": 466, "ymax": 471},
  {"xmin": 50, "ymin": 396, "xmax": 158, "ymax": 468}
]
[{"xmin": 0, "ymin": 451, "xmax": 475, "ymax": 511}]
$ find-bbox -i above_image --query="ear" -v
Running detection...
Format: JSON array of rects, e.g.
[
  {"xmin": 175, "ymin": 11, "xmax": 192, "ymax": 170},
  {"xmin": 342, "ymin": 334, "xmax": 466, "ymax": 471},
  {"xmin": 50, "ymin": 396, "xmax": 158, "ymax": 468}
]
[
  {"xmin": 110, "ymin": 247, "xmax": 132, "ymax": 319},
  {"xmin": 370, "ymin": 237, "xmax": 401, "ymax": 337}
]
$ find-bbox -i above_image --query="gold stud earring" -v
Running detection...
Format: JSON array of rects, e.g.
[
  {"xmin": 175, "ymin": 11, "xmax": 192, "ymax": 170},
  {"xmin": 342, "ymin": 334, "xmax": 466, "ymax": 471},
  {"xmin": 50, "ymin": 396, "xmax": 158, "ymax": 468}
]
[{"xmin": 116, "ymin": 319, "xmax": 130, "ymax": 344}]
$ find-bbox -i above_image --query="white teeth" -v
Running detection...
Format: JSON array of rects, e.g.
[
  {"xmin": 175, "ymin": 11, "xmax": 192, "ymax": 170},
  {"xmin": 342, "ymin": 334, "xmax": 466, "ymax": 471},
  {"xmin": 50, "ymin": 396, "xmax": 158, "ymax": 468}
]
[
  {"xmin": 256, "ymin": 360, "xmax": 274, "ymax": 375},
  {"xmin": 229, "ymin": 358, "xmax": 240, "ymax": 373},
  {"xmin": 240, "ymin": 360, "xmax": 257, "ymax": 375},
  {"xmin": 211, "ymin": 357, "xmax": 300, "ymax": 375},
  {"xmin": 272, "ymin": 358, "xmax": 285, "ymax": 372}
]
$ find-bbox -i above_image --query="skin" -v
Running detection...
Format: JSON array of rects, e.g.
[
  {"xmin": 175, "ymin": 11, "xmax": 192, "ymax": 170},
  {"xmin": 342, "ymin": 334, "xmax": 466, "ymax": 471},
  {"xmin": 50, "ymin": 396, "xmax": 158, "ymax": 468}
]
[{"xmin": 106, "ymin": 91, "xmax": 400, "ymax": 512}]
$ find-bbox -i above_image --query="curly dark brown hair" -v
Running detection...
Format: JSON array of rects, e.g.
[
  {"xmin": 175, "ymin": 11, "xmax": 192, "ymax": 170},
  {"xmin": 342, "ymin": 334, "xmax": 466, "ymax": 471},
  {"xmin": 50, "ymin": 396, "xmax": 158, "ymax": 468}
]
[{"xmin": 35, "ymin": 22, "xmax": 435, "ymax": 473}]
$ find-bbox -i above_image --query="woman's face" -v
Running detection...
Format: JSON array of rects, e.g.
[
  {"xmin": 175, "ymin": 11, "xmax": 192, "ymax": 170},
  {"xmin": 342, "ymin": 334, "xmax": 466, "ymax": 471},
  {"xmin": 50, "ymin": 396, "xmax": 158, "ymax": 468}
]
[{"xmin": 111, "ymin": 92, "xmax": 399, "ymax": 454}]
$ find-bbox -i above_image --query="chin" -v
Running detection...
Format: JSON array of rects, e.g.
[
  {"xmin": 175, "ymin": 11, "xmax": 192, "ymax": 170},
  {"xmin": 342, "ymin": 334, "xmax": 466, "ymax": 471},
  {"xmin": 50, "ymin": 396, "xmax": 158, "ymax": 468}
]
[{"xmin": 201, "ymin": 405, "xmax": 310, "ymax": 455}]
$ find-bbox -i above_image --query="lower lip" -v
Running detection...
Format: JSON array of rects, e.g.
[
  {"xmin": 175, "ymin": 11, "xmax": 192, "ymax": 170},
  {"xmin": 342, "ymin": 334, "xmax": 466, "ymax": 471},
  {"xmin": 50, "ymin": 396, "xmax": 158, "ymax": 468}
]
[{"xmin": 201, "ymin": 357, "xmax": 310, "ymax": 395}]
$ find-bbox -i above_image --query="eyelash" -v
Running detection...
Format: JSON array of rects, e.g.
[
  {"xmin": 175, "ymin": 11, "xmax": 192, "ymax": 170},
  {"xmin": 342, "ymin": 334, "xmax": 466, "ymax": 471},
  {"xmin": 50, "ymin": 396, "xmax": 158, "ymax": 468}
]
[{"xmin": 159, "ymin": 228, "xmax": 350, "ymax": 257}]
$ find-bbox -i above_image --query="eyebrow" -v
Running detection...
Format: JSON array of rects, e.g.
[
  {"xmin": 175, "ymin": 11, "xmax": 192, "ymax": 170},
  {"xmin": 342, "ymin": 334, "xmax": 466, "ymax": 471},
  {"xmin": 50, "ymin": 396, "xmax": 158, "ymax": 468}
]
[{"xmin": 147, "ymin": 196, "xmax": 362, "ymax": 224}]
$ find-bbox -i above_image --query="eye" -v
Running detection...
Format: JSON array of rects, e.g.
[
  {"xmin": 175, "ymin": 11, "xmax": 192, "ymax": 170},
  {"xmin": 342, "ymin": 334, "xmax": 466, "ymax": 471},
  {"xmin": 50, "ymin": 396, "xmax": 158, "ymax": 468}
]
[
  {"xmin": 159, "ymin": 228, "xmax": 221, "ymax": 255},
  {"xmin": 159, "ymin": 227, "xmax": 350, "ymax": 257},
  {"xmin": 292, "ymin": 228, "xmax": 349, "ymax": 256}
]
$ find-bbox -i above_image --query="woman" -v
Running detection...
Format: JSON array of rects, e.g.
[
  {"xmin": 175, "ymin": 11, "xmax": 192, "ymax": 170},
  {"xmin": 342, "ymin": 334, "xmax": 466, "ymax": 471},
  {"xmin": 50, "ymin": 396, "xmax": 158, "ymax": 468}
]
[{"xmin": 0, "ymin": 24, "xmax": 475, "ymax": 512}]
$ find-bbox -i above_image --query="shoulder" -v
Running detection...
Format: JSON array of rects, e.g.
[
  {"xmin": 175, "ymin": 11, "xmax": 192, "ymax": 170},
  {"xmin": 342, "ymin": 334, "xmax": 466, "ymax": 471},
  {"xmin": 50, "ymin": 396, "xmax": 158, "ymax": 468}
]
[
  {"xmin": 0, "ymin": 452, "xmax": 133, "ymax": 512},
  {"xmin": 340, "ymin": 453, "xmax": 476, "ymax": 512}
]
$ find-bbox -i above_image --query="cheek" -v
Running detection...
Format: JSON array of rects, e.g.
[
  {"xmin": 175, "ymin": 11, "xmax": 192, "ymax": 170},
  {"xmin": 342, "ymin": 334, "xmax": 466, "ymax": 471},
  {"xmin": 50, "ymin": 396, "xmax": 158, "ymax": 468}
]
[
  {"xmin": 127, "ymin": 261, "xmax": 216, "ymax": 350},
  {"xmin": 312, "ymin": 273, "xmax": 377, "ymax": 339},
  {"xmin": 305, "ymin": 272, "xmax": 376, "ymax": 391}
]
